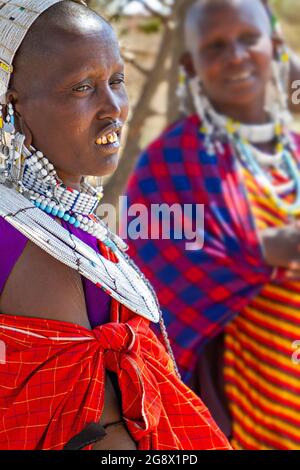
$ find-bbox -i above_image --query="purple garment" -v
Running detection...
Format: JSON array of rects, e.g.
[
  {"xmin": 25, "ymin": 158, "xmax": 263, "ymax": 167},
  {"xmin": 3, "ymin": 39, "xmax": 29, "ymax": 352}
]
[{"xmin": 0, "ymin": 215, "xmax": 111, "ymax": 328}]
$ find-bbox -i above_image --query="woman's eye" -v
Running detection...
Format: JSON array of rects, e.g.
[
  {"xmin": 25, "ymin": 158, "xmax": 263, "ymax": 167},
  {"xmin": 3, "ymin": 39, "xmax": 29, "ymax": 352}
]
[
  {"xmin": 73, "ymin": 84, "xmax": 92, "ymax": 92},
  {"xmin": 110, "ymin": 74, "xmax": 125, "ymax": 87},
  {"xmin": 241, "ymin": 33, "xmax": 260, "ymax": 45},
  {"xmin": 207, "ymin": 41, "xmax": 226, "ymax": 52}
]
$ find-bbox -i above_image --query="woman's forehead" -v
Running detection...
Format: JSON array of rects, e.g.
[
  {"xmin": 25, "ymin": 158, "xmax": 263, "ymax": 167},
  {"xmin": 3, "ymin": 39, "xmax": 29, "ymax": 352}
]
[
  {"xmin": 186, "ymin": 0, "xmax": 271, "ymax": 40},
  {"xmin": 13, "ymin": 17, "xmax": 121, "ymax": 84},
  {"xmin": 50, "ymin": 31, "xmax": 123, "ymax": 81},
  {"xmin": 42, "ymin": 20, "xmax": 118, "ymax": 58},
  {"xmin": 21, "ymin": 9, "xmax": 116, "ymax": 58}
]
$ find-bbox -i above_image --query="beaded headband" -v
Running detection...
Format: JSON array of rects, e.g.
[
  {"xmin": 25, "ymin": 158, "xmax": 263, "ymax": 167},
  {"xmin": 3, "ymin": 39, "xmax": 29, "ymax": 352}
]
[{"xmin": 0, "ymin": 0, "xmax": 86, "ymax": 103}]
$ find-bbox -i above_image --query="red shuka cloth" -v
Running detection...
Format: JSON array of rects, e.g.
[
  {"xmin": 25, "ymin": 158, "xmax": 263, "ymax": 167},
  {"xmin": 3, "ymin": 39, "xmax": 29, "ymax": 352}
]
[{"xmin": 0, "ymin": 299, "xmax": 230, "ymax": 450}]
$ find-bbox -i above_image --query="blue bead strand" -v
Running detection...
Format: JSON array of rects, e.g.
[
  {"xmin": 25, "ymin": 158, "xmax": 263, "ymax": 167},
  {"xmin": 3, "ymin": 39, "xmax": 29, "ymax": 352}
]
[
  {"xmin": 31, "ymin": 198, "xmax": 113, "ymax": 250},
  {"xmin": 236, "ymin": 139, "xmax": 300, "ymax": 215}
]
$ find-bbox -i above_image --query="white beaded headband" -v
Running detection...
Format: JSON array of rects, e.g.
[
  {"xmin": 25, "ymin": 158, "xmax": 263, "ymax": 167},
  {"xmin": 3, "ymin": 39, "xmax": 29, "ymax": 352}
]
[{"xmin": 0, "ymin": 0, "xmax": 86, "ymax": 103}]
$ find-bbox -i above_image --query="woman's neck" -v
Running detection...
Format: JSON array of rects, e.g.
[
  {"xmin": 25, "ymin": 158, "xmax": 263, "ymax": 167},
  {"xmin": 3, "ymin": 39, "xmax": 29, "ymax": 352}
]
[
  {"xmin": 56, "ymin": 170, "xmax": 82, "ymax": 191},
  {"xmin": 210, "ymin": 99, "xmax": 270, "ymax": 125}
]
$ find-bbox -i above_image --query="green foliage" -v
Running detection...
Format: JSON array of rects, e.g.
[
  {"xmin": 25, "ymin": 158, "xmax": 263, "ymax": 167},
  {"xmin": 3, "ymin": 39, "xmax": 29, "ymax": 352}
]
[{"xmin": 138, "ymin": 18, "xmax": 162, "ymax": 34}]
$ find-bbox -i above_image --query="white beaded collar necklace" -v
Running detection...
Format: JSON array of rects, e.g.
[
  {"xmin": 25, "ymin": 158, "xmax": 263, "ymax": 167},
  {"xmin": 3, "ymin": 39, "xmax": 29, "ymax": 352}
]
[
  {"xmin": 205, "ymin": 101, "xmax": 278, "ymax": 144},
  {"xmin": 190, "ymin": 77, "xmax": 292, "ymax": 145},
  {"xmin": 0, "ymin": 182, "xmax": 161, "ymax": 324},
  {"xmin": 15, "ymin": 145, "xmax": 114, "ymax": 243}
]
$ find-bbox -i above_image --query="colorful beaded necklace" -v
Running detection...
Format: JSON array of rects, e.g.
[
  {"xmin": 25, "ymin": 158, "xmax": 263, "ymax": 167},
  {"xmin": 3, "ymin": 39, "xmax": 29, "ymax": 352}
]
[
  {"xmin": 190, "ymin": 77, "xmax": 300, "ymax": 217},
  {"xmin": 16, "ymin": 145, "xmax": 129, "ymax": 251}
]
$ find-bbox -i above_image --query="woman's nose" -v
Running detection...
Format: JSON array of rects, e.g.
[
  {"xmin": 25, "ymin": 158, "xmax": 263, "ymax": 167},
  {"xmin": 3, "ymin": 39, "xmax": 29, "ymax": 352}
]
[
  {"xmin": 96, "ymin": 87, "xmax": 121, "ymax": 121},
  {"xmin": 226, "ymin": 41, "xmax": 249, "ymax": 64}
]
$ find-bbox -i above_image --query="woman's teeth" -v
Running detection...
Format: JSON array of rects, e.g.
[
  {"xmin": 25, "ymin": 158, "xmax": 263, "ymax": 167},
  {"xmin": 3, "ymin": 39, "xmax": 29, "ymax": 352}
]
[
  {"xmin": 96, "ymin": 132, "xmax": 118, "ymax": 145},
  {"xmin": 229, "ymin": 72, "xmax": 251, "ymax": 81}
]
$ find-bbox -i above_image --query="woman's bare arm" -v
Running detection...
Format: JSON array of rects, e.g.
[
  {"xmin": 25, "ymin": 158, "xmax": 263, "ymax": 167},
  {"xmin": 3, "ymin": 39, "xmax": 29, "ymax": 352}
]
[{"xmin": 0, "ymin": 239, "xmax": 91, "ymax": 329}]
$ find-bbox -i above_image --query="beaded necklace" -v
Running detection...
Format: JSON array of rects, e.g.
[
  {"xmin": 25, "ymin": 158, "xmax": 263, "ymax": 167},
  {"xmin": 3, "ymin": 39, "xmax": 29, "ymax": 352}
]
[
  {"xmin": 235, "ymin": 138, "xmax": 300, "ymax": 216},
  {"xmin": 190, "ymin": 77, "xmax": 300, "ymax": 217},
  {"xmin": 0, "ymin": 181, "xmax": 181, "ymax": 376},
  {"xmin": 15, "ymin": 145, "xmax": 130, "ymax": 250},
  {"xmin": 0, "ymin": 182, "xmax": 160, "ymax": 322}
]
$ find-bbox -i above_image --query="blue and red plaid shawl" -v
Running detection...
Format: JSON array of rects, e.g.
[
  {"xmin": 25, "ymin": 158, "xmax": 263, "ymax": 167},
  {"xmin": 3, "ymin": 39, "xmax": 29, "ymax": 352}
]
[{"xmin": 124, "ymin": 114, "xmax": 273, "ymax": 382}]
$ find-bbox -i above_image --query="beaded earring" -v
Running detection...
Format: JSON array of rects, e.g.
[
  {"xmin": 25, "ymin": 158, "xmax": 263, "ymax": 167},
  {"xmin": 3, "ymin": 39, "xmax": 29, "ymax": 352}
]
[
  {"xmin": 189, "ymin": 76, "xmax": 218, "ymax": 155},
  {"xmin": 264, "ymin": 46, "xmax": 290, "ymax": 123},
  {"xmin": 263, "ymin": 4, "xmax": 290, "ymax": 120},
  {"xmin": 0, "ymin": 101, "xmax": 25, "ymax": 185},
  {"xmin": 176, "ymin": 65, "xmax": 189, "ymax": 115},
  {"xmin": 0, "ymin": 104, "xmax": 8, "ymax": 182},
  {"xmin": 274, "ymin": 47, "xmax": 290, "ymax": 109},
  {"xmin": 95, "ymin": 176, "xmax": 104, "ymax": 201}
]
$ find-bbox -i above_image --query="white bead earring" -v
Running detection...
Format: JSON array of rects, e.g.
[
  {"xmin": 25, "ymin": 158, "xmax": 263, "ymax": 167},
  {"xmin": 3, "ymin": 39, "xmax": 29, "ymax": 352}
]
[
  {"xmin": 0, "ymin": 101, "xmax": 26, "ymax": 185},
  {"xmin": 176, "ymin": 65, "xmax": 189, "ymax": 115}
]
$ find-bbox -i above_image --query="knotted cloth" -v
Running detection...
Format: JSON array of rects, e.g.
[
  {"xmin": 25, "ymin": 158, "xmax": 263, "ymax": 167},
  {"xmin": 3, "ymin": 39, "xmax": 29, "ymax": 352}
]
[{"xmin": 0, "ymin": 299, "xmax": 230, "ymax": 450}]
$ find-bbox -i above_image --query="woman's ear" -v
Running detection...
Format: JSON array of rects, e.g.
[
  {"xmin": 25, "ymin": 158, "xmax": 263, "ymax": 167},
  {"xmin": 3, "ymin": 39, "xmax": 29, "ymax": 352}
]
[
  {"xmin": 271, "ymin": 34, "xmax": 284, "ymax": 61},
  {"xmin": 6, "ymin": 88, "xmax": 33, "ymax": 147},
  {"xmin": 180, "ymin": 51, "xmax": 196, "ymax": 79}
]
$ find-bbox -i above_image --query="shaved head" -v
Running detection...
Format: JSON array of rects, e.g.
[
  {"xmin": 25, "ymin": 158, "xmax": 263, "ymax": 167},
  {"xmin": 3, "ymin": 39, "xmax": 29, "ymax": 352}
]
[
  {"xmin": 10, "ymin": 0, "xmax": 112, "ymax": 89},
  {"xmin": 185, "ymin": 0, "xmax": 272, "ymax": 52}
]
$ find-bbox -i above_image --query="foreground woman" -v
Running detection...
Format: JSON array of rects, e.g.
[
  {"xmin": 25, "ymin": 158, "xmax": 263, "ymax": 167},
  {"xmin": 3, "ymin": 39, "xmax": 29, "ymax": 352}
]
[
  {"xmin": 125, "ymin": 0, "xmax": 300, "ymax": 449},
  {"xmin": 0, "ymin": 0, "xmax": 230, "ymax": 451}
]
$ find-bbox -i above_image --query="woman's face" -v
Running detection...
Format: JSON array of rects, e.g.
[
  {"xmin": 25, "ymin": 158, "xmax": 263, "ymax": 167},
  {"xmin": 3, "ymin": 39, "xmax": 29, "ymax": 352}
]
[
  {"xmin": 11, "ymin": 14, "xmax": 129, "ymax": 187},
  {"xmin": 189, "ymin": 1, "xmax": 274, "ymax": 118}
]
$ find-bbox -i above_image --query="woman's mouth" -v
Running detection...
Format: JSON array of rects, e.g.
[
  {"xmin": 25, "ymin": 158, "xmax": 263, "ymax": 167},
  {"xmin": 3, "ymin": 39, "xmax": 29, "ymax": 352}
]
[
  {"xmin": 226, "ymin": 71, "xmax": 254, "ymax": 84},
  {"xmin": 95, "ymin": 126, "xmax": 122, "ymax": 155},
  {"xmin": 95, "ymin": 131, "xmax": 119, "ymax": 146}
]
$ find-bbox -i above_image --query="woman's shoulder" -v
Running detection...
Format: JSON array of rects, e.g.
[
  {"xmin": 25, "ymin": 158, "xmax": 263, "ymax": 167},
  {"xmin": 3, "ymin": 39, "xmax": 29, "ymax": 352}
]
[
  {"xmin": 0, "ymin": 218, "xmax": 90, "ymax": 328},
  {"xmin": 0, "ymin": 217, "xmax": 28, "ymax": 296}
]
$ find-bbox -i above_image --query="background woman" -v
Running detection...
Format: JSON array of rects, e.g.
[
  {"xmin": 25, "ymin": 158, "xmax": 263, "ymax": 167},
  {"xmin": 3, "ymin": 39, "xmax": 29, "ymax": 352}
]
[
  {"xmin": 125, "ymin": 0, "xmax": 300, "ymax": 449},
  {"xmin": 0, "ymin": 0, "xmax": 229, "ymax": 451}
]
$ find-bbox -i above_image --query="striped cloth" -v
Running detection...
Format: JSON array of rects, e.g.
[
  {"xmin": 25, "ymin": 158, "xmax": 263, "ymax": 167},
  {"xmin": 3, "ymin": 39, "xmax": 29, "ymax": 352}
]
[
  {"xmin": 224, "ymin": 162, "xmax": 300, "ymax": 450},
  {"xmin": 0, "ymin": 298, "xmax": 230, "ymax": 450}
]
